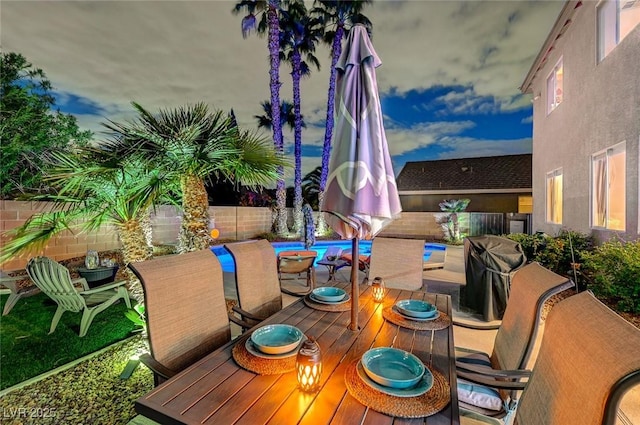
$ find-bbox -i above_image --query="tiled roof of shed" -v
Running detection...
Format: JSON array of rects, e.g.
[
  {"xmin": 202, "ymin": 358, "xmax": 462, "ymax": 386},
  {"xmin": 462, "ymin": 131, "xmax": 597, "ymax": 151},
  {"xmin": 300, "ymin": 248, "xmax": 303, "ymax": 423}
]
[{"xmin": 396, "ymin": 154, "xmax": 532, "ymax": 192}]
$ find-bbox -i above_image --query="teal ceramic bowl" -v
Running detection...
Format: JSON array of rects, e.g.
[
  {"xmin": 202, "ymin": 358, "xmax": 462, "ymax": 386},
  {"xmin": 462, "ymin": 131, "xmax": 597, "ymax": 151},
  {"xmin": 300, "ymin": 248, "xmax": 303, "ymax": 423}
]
[
  {"xmin": 395, "ymin": 299, "xmax": 437, "ymax": 319},
  {"xmin": 361, "ymin": 347, "xmax": 425, "ymax": 389},
  {"xmin": 312, "ymin": 287, "xmax": 347, "ymax": 302},
  {"xmin": 250, "ymin": 324, "xmax": 304, "ymax": 355}
]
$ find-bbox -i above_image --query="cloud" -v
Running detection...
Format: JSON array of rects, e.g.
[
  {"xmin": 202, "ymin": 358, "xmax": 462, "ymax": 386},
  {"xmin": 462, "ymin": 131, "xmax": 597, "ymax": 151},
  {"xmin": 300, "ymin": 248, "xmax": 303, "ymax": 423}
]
[
  {"xmin": 435, "ymin": 136, "xmax": 532, "ymax": 159},
  {"xmin": 1, "ymin": 0, "xmax": 555, "ymax": 176}
]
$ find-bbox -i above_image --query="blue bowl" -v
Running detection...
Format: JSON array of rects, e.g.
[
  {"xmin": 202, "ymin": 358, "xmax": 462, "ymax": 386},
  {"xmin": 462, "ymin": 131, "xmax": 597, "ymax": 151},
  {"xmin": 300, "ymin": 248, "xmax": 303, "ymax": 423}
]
[
  {"xmin": 312, "ymin": 287, "xmax": 347, "ymax": 302},
  {"xmin": 395, "ymin": 299, "xmax": 437, "ymax": 319},
  {"xmin": 361, "ymin": 347, "xmax": 425, "ymax": 389},
  {"xmin": 250, "ymin": 324, "xmax": 304, "ymax": 355}
]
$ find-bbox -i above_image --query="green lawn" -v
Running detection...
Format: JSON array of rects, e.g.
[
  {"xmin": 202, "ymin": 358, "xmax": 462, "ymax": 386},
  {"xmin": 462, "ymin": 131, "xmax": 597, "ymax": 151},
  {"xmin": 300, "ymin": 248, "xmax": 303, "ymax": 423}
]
[{"xmin": 0, "ymin": 292, "xmax": 138, "ymax": 390}]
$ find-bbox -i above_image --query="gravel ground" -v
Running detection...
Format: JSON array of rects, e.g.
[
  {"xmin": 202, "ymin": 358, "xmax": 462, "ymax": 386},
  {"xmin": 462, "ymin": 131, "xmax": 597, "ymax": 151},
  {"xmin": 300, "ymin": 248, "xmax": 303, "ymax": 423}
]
[{"xmin": 0, "ymin": 335, "xmax": 153, "ymax": 424}]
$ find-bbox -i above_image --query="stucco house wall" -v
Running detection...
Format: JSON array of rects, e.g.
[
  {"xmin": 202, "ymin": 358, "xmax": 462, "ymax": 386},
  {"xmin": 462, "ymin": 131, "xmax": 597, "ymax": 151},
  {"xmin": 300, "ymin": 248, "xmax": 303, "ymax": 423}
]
[{"xmin": 526, "ymin": 1, "xmax": 639, "ymax": 241}]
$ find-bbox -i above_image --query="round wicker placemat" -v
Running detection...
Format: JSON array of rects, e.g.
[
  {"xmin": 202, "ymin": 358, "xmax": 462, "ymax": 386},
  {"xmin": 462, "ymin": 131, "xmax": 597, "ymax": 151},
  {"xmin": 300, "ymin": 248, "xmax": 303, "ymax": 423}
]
[
  {"xmin": 344, "ymin": 360, "xmax": 451, "ymax": 418},
  {"xmin": 382, "ymin": 307, "xmax": 451, "ymax": 331},
  {"xmin": 303, "ymin": 293, "xmax": 352, "ymax": 312},
  {"xmin": 232, "ymin": 340, "xmax": 297, "ymax": 375}
]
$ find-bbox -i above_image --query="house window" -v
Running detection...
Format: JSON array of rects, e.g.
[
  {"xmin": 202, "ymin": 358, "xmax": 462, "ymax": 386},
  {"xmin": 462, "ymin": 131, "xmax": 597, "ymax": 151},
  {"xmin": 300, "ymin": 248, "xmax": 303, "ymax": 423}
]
[
  {"xmin": 592, "ymin": 143, "xmax": 626, "ymax": 230},
  {"xmin": 546, "ymin": 169, "xmax": 563, "ymax": 224},
  {"xmin": 597, "ymin": 0, "xmax": 640, "ymax": 62},
  {"xmin": 546, "ymin": 58, "xmax": 563, "ymax": 114}
]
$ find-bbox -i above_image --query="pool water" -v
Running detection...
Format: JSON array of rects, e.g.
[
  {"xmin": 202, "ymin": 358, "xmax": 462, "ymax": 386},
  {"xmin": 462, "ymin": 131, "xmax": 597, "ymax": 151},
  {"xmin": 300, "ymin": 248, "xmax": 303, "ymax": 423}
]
[{"xmin": 211, "ymin": 240, "xmax": 446, "ymax": 273}]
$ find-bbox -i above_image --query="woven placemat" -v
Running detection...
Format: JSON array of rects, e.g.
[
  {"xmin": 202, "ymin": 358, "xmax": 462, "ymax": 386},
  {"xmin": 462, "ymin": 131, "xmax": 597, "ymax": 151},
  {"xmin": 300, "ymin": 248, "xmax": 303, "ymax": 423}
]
[
  {"xmin": 382, "ymin": 307, "xmax": 451, "ymax": 331},
  {"xmin": 344, "ymin": 360, "xmax": 451, "ymax": 418},
  {"xmin": 232, "ymin": 340, "xmax": 297, "ymax": 375},
  {"xmin": 303, "ymin": 293, "xmax": 352, "ymax": 312}
]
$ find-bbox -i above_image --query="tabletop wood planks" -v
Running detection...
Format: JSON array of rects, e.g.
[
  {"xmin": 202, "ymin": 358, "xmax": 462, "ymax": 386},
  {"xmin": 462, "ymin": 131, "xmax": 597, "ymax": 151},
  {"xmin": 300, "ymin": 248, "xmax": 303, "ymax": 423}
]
[{"xmin": 136, "ymin": 282, "xmax": 460, "ymax": 425}]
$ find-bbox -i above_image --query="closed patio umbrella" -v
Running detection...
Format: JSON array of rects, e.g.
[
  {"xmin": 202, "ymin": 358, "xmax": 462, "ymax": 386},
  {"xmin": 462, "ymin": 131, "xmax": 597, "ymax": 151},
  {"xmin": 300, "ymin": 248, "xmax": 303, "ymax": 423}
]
[{"xmin": 321, "ymin": 24, "xmax": 402, "ymax": 331}]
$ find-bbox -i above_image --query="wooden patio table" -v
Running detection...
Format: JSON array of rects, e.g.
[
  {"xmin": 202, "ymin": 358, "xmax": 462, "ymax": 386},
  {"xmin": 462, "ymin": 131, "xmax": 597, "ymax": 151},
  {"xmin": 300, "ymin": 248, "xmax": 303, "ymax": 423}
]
[{"xmin": 135, "ymin": 283, "xmax": 460, "ymax": 425}]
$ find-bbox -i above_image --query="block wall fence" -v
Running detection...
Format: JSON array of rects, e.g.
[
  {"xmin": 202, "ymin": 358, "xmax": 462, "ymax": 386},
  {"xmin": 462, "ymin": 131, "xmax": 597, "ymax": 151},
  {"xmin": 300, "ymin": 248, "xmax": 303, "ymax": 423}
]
[{"xmin": 1, "ymin": 201, "xmax": 445, "ymax": 270}]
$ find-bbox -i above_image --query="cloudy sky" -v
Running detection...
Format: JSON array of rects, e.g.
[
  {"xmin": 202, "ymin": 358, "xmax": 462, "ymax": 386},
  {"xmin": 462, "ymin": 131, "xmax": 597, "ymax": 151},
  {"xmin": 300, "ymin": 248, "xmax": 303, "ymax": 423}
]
[{"xmin": 1, "ymin": 0, "xmax": 563, "ymax": 182}]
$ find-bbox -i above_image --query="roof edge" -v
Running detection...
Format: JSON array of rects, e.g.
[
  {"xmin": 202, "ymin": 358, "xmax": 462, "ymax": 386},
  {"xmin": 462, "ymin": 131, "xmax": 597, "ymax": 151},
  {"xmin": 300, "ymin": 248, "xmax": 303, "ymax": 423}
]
[
  {"xmin": 520, "ymin": 1, "xmax": 582, "ymax": 94},
  {"xmin": 399, "ymin": 188, "xmax": 532, "ymax": 196}
]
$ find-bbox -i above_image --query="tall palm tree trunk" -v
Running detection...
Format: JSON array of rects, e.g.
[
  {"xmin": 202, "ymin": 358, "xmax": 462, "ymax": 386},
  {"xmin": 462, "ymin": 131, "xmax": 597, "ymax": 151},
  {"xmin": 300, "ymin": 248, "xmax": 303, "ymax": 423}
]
[
  {"xmin": 268, "ymin": 0, "xmax": 288, "ymax": 237},
  {"xmin": 178, "ymin": 174, "xmax": 212, "ymax": 252},
  {"xmin": 292, "ymin": 49, "xmax": 304, "ymax": 235},
  {"xmin": 117, "ymin": 219, "xmax": 153, "ymax": 304},
  {"xmin": 318, "ymin": 25, "xmax": 345, "ymax": 233}
]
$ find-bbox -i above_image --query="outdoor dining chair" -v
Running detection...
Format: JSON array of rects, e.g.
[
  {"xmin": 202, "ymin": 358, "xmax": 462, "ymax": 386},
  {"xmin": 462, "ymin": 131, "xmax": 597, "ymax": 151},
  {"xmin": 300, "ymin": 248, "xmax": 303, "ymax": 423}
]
[
  {"xmin": 459, "ymin": 291, "xmax": 640, "ymax": 425},
  {"xmin": 367, "ymin": 237, "xmax": 425, "ymax": 290},
  {"xmin": 26, "ymin": 256, "xmax": 131, "ymax": 337},
  {"xmin": 128, "ymin": 249, "xmax": 231, "ymax": 386},
  {"xmin": 455, "ymin": 262, "xmax": 574, "ymax": 417},
  {"xmin": 224, "ymin": 239, "xmax": 284, "ymax": 331},
  {"xmin": 277, "ymin": 250, "xmax": 317, "ymax": 295}
]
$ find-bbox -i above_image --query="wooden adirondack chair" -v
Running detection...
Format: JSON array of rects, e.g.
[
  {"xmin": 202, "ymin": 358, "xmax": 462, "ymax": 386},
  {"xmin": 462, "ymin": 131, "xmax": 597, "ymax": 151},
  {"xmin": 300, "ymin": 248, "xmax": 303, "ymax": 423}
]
[{"xmin": 26, "ymin": 256, "xmax": 131, "ymax": 337}]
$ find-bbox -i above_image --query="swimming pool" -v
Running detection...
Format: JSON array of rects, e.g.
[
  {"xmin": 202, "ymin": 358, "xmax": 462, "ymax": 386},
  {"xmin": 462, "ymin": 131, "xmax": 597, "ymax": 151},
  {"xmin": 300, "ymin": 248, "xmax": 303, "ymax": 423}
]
[{"xmin": 211, "ymin": 240, "xmax": 446, "ymax": 273}]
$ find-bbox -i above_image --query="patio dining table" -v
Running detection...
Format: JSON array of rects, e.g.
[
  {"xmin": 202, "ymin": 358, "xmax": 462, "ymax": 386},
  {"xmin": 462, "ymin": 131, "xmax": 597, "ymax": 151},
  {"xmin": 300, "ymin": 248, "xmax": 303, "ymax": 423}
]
[{"xmin": 135, "ymin": 283, "xmax": 460, "ymax": 424}]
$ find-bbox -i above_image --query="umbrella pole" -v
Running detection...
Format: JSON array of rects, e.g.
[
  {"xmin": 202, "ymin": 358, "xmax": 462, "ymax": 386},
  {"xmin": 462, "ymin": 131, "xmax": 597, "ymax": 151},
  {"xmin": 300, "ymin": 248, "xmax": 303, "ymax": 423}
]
[{"xmin": 349, "ymin": 237, "xmax": 360, "ymax": 331}]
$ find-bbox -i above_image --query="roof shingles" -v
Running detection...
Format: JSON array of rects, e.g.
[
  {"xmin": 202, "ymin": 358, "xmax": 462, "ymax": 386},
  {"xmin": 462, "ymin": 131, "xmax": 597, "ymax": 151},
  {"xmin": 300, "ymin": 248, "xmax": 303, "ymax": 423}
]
[{"xmin": 396, "ymin": 154, "xmax": 532, "ymax": 192}]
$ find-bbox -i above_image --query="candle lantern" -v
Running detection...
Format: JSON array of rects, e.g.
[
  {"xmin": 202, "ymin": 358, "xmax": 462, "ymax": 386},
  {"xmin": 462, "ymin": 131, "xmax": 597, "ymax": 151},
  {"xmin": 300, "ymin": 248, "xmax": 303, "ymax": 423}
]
[
  {"xmin": 371, "ymin": 277, "xmax": 386, "ymax": 302},
  {"xmin": 296, "ymin": 337, "xmax": 322, "ymax": 392}
]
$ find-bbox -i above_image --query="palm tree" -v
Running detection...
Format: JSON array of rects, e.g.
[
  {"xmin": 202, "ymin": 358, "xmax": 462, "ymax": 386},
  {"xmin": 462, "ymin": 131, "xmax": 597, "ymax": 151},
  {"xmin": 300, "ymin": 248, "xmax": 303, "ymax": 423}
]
[
  {"xmin": 103, "ymin": 102, "xmax": 286, "ymax": 253},
  {"xmin": 233, "ymin": 0, "xmax": 289, "ymax": 237},
  {"xmin": 302, "ymin": 165, "xmax": 321, "ymax": 210},
  {"xmin": 437, "ymin": 198, "xmax": 471, "ymax": 244},
  {"xmin": 312, "ymin": 0, "xmax": 372, "ymax": 231},
  {"xmin": 254, "ymin": 100, "xmax": 301, "ymax": 132},
  {"xmin": 279, "ymin": 0, "xmax": 322, "ymax": 235},
  {"xmin": 0, "ymin": 146, "xmax": 175, "ymax": 303}
]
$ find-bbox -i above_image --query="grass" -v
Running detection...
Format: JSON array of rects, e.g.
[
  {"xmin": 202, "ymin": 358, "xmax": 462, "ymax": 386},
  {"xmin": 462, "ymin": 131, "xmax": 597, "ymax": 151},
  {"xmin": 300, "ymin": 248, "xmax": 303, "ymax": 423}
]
[{"xmin": 0, "ymin": 292, "xmax": 138, "ymax": 390}]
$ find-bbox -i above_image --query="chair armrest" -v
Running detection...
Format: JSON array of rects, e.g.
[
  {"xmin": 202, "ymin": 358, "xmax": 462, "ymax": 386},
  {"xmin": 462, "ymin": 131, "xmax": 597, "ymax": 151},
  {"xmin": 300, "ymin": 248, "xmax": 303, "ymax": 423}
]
[
  {"xmin": 139, "ymin": 353, "xmax": 176, "ymax": 380},
  {"xmin": 79, "ymin": 279, "xmax": 126, "ymax": 295},
  {"xmin": 232, "ymin": 305, "xmax": 264, "ymax": 322},
  {"xmin": 0, "ymin": 275, "xmax": 23, "ymax": 291},
  {"xmin": 457, "ymin": 370, "xmax": 529, "ymax": 390},
  {"xmin": 456, "ymin": 361, "xmax": 533, "ymax": 378},
  {"xmin": 280, "ymin": 287, "xmax": 312, "ymax": 297},
  {"xmin": 72, "ymin": 277, "xmax": 90, "ymax": 291},
  {"xmin": 228, "ymin": 312, "xmax": 258, "ymax": 332}
]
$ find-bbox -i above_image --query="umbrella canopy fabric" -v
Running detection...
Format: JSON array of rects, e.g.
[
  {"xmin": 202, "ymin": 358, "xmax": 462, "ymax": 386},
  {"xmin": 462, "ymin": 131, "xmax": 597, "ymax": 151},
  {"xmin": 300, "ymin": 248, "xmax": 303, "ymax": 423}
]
[{"xmin": 321, "ymin": 24, "xmax": 401, "ymax": 240}]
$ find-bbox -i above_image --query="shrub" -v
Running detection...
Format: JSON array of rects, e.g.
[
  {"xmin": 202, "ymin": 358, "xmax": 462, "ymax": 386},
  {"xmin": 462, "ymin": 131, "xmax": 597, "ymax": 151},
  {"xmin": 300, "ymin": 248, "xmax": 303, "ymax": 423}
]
[
  {"xmin": 582, "ymin": 240, "xmax": 640, "ymax": 313},
  {"xmin": 504, "ymin": 230, "xmax": 592, "ymax": 278}
]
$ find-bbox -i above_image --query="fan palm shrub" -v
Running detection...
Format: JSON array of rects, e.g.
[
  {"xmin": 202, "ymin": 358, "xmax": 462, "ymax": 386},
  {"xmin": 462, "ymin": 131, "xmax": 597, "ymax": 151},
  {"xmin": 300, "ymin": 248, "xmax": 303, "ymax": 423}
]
[
  {"xmin": 0, "ymin": 146, "xmax": 175, "ymax": 302},
  {"xmin": 103, "ymin": 102, "xmax": 286, "ymax": 253}
]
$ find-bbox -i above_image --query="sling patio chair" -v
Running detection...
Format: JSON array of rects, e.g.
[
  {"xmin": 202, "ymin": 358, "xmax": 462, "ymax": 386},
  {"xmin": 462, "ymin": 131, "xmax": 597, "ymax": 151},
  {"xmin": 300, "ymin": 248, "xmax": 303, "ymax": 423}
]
[
  {"xmin": 460, "ymin": 291, "xmax": 640, "ymax": 425},
  {"xmin": 26, "ymin": 256, "xmax": 131, "ymax": 337},
  {"xmin": 339, "ymin": 250, "xmax": 371, "ymax": 277},
  {"xmin": 455, "ymin": 262, "xmax": 574, "ymax": 417},
  {"xmin": 277, "ymin": 250, "xmax": 317, "ymax": 296},
  {"xmin": 367, "ymin": 237, "xmax": 425, "ymax": 290},
  {"xmin": 224, "ymin": 239, "xmax": 285, "ymax": 332},
  {"xmin": 128, "ymin": 249, "xmax": 231, "ymax": 386}
]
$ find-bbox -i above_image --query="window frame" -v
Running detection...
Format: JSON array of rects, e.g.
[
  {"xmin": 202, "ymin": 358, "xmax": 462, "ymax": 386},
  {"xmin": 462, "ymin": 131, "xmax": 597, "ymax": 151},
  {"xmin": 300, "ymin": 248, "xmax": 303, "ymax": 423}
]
[
  {"xmin": 546, "ymin": 57, "xmax": 563, "ymax": 115},
  {"xmin": 545, "ymin": 168, "xmax": 563, "ymax": 224},
  {"xmin": 591, "ymin": 141, "xmax": 626, "ymax": 231},
  {"xmin": 597, "ymin": 0, "xmax": 640, "ymax": 62}
]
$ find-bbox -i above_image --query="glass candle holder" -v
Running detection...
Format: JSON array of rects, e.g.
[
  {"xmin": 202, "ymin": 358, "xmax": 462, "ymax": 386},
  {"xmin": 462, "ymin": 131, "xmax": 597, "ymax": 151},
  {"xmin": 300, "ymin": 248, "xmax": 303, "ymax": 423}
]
[
  {"xmin": 85, "ymin": 250, "xmax": 99, "ymax": 269},
  {"xmin": 371, "ymin": 277, "xmax": 386, "ymax": 302},
  {"xmin": 296, "ymin": 337, "xmax": 322, "ymax": 392}
]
